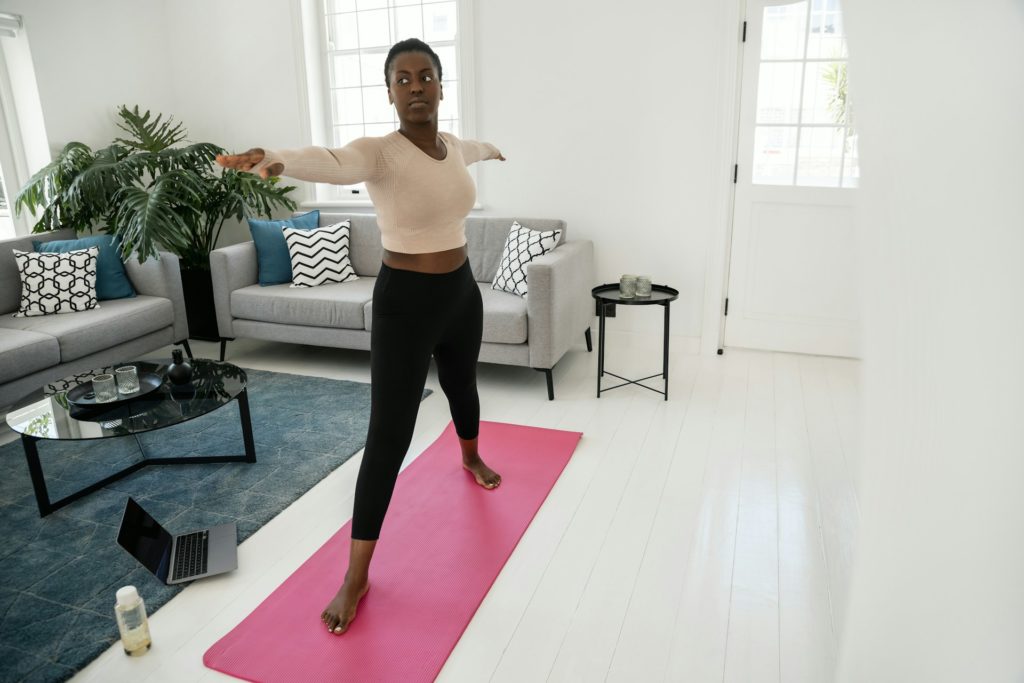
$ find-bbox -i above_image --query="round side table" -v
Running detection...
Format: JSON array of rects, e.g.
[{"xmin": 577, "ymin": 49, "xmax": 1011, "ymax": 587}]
[{"xmin": 591, "ymin": 283, "xmax": 680, "ymax": 400}]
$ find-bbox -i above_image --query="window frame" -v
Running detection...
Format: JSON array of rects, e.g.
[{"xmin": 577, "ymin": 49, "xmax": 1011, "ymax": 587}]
[
  {"xmin": 300, "ymin": 0, "xmax": 478, "ymax": 208},
  {"xmin": 0, "ymin": 13, "xmax": 54, "ymax": 238}
]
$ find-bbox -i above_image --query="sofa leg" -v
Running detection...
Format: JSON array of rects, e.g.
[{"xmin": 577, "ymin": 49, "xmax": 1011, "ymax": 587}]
[
  {"xmin": 534, "ymin": 368, "xmax": 554, "ymax": 401},
  {"xmin": 219, "ymin": 338, "xmax": 233, "ymax": 362},
  {"xmin": 177, "ymin": 339, "xmax": 193, "ymax": 360},
  {"xmin": 585, "ymin": 327, "xmax": 593, "ymax": 352}
]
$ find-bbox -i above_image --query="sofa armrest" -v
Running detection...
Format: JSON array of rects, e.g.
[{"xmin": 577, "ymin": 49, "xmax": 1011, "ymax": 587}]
[
  {"xmin": 210, "ymin": 242, "xmax": 258, "ymax": 338},
  {"xmin": 124, "ymin": 251, "xmax": 189, "ymax": 342},
  {"xmin": 525, "ymin": 240, "xmax": 595, "ymax": 369}
]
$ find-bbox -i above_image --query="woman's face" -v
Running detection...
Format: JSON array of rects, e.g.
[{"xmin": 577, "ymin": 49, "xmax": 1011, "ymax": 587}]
[{"xmin": 387, "ymin": 51, "xmax": 443, "ymax": 125}]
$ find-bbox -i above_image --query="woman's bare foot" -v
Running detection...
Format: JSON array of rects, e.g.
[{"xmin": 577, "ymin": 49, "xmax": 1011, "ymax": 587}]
[
  {"xmin": 463, "ymin": 454, "xmax": 502, "ymax": 489},
  {"xmin": 321, "ymin": 572, "xmax": 370, "ymax": 635}
]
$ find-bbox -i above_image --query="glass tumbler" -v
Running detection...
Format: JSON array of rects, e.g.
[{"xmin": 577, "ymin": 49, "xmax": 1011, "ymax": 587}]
[
  {"xmin": 92, "ymin": 374, "xmax": 118, "ymax": 403},
  {"xmin": 636, "ymin": 276, "xmax": 652, "ymax": 297},
  {"xmin": 619, "ymin": 274, "xmax": 637, "ymax": 298},
  {"xmin": 115, "ymin": 366, "xmax": 140, "ymax": 394}
]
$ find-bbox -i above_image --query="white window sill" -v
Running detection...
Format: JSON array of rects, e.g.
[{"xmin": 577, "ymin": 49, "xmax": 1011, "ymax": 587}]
[{"xmin": 300, "ymin": 200, "xmax": 485, "ymax": 211}]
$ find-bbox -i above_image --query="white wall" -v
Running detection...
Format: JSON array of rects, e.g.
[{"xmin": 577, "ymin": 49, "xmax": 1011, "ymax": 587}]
[
  {"xmin": 472, "ymin": 0, "xmax": 727, "ymax": 343},
  {"xmin": 161, "ymin": 0, "xmax": 313, "ymax": 247},
  {"xmin": 838, "ymin": 2, "xmax": 1024, "ymax": 680},
  {"xmin": 0, "ymin": 0, "xmax": 173, "ymax": 150}
]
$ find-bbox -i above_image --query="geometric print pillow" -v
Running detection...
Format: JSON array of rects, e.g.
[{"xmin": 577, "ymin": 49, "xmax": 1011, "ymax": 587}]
[
  {"xmin": 491, "ymin": 220, "xmax": 562, "ymax": 297},
  {"xmin": 282, "ymin": 220, "xmax": 359, "ymax": 288},
  {"xmin": 12, "ymin": 247, "xmax": 100, "ymax": 317}
]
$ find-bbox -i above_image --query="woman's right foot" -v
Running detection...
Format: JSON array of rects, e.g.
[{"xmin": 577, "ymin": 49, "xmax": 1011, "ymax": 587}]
[{"xmin": 321, "ymin": 573, "xmax": 370, "ymax": 635}]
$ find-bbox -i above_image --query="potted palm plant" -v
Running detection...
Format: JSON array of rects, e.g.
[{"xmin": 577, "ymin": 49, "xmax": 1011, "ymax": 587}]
[{"xmin": 13, "ymin": 104, "xmax": 298, "ymax": 340}]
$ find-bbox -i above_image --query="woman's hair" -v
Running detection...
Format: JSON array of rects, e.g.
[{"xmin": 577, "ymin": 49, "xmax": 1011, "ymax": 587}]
[{"xmin": 384, "ymin": 38, "xmax": 443, "ymax": 87}]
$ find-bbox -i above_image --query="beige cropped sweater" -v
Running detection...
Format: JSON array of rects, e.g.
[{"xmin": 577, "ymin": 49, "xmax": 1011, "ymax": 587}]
[{"xmin": 256, "ymin": 132, "xmax": 502, "ymax": 254}]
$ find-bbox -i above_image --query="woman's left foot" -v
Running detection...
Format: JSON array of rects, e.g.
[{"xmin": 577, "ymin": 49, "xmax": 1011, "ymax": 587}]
[{"xmin": 463, "ymin": 455, "xmax": 501, "ymax": 489}]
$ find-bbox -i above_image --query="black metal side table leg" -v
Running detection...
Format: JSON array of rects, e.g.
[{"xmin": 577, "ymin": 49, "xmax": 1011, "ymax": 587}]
[
  {"xmin": 22, "ymin": 435, "xmax": 53, "ymax": 517},
  {"xmin": 597, "ymin": 303, "xmax": 607, "ymax": 398},
  {"xmin": 663, "ymin": 301, "xmax": 671, "ymax": 400},
  {"xmin": 237, "ymin": 388, "xmax": 257, "ymax": 462}
]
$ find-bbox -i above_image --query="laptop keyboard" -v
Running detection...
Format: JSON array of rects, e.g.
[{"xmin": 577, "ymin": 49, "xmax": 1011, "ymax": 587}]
[{"xmin": 172, "ymin": 531, "xmax": 209, "ymax": 581}]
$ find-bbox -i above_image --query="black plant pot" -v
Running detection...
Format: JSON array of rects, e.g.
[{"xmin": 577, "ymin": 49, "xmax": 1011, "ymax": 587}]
[{"xmin": 179, "ymin": 266, "xmax": 220, "ymax": 342}]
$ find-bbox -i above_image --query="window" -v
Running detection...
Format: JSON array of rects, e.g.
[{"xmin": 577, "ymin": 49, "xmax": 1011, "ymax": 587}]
[
  {"xmin": 1, "ymin": 11, "xmax": 49, "ymax": 238},
  {"xmin": 0, "ymin": 171, "xmax": 12, "ymax": 240},
  {"xmin": 752, "ymin": 0, "xmax": 858, "ymax": 188},
  {"xmin": 318, "ymin": 0, "xmax": 467, "ymax": 201},
  {"xmin": 0, "ymin": 168, "xmax": 12, "ymax": 239}
]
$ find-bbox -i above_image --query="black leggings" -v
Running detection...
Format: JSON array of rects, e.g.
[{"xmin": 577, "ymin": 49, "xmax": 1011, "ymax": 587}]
[{"xmin": 351, "ymin": 259, "xmax": 483, "ymax": 541}]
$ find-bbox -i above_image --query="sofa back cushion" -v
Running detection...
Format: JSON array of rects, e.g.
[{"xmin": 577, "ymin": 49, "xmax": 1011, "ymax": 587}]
[
  {"xmin": 466, "ymin": 217, "xmax": 566, "ymax": 283},
  {"xmin": 0, "ymin": 229, "xmax": 76, "ymax": 315},
  {"xmin": 308, "ymin": 213, "xmax": 567, "ymax": 283}
]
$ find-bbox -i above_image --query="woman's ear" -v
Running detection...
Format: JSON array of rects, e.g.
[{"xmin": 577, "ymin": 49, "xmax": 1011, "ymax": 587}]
[{"xmin": 439, "ymin": 82, "xmax": 444, "ymax": 100}]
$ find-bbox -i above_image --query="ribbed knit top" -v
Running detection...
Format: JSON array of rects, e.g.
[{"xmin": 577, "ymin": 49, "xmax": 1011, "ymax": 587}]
[{"xmin": 255, "ymin": 131, "xmax": 502, "ymax": 253}]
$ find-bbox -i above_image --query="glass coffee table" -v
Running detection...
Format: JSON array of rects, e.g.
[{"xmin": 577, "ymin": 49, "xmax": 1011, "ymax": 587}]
[{"xmin": 4, "ymin": 359, "xmax": 255, "ymax": 517}]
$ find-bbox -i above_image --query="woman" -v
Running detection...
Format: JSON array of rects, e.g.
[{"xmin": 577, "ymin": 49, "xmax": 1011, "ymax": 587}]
[{"xmin": 216, "ymin": 38, "xmax": 505, "ymax": 635}]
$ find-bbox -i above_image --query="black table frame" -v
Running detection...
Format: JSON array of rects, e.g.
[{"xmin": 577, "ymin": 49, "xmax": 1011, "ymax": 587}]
[
  {"xmin": 593, "ymin": 284, "xmax": 679, "ymax": 400},
  {"xmin": 19, "ymin": 388, "xmax": 256, "ymax": 517}
]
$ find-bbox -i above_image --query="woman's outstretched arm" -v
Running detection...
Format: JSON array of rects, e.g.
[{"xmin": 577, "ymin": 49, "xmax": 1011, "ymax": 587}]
[
  {"xmin": 216, "ymin": 138, "xmax": 383, "ymax": 185},
  {"xmin": 455, "ymin": 138, "xmax": 506, "ymax": 165}
]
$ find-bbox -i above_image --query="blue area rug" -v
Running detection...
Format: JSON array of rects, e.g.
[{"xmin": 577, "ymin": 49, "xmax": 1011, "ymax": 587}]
[{"xmin": 0, "ymin": 368, "xmax": 428, "ymax": 683}]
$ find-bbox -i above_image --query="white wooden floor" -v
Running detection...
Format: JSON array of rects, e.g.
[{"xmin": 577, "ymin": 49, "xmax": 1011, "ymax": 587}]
[{"xmin": 66, "ymin": 337, "xmax": 861, "ymax": 683}]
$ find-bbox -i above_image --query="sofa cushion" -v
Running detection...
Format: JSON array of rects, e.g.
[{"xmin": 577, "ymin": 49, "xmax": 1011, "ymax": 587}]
[
  {"xmin": 0, "ymin": 295, "xmax": 172, "ymax": 362},
  {"xmin": 315, "ymin": 213, "xmax": 384, "ymax": 277},
  {"xmin": 0, "ymin": 329, "xmax": 60, "ymax": 384},
  {"xmin": 231, "ymin": 277, "xmax": 376, "ymax": 329},
  {"xmin": 34, "ymin": 233, "xmax": 136, "ymax": 300},
  {"xmin": 479, "ymin": 285, "xmax": 529, "ymax": 344},
  {"xmin": 13, "ymin": 247, "xmax": 100, "ymax": 317},
  {"xmin": 0, "ymin": 229, "xmax": 76, "ymax": 315},
  {"xmin": 249, "ymin": 209, "xmax": 320, "ymax": 286},
  {"xmin": 491, "ymin": 221, "xmax": 563, "ymax": 297},
  {"xmin": 465, "ymin": 217, "xmax": 567, "ymax": 283},
  {"xmin": 284, "ymin": 220, "xmax": 358, "ymax": 288},
  {"xmin": 363, "ymin": 283, "xmax": 528, "ymax": 344}
]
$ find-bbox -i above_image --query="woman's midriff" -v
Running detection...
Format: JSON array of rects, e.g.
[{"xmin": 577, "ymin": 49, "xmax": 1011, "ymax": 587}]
[{"xmin": 382, "ymin": 245, "xmax": 468, "ymax": 274}]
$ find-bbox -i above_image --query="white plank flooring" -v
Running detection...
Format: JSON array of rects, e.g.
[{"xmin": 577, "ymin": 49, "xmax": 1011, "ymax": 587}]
[{"xmin": 57, "ymin": 338, "xmax": 860, "ymax": 683}]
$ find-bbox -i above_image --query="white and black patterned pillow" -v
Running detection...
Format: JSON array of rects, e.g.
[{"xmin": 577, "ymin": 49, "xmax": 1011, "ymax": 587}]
[
  {"xmin": 491, "ymin": 221, "xmax": 563, "ymax": 297},
  {"xmin": 282, "ymin": 220, "xmax": 359, "ymax": 288},
  {"xmin": 13, "ymin": 247, "xmax": 100, "ymax": 317}
]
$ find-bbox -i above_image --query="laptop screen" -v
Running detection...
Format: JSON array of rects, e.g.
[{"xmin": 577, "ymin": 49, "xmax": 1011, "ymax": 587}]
[{"xmin": 117, "ymin": 497, "xmax": 173, "ymax": 582}]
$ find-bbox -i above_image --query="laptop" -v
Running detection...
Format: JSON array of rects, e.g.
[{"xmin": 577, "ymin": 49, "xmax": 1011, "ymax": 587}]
[{"xmin": 116, "ymin": 497, "xmax": 238, "ymax": 585}]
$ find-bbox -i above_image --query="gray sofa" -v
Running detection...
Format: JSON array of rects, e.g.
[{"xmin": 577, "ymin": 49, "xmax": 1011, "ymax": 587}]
[
  {"xmin": 0, "ymin": 228, "xmax": 191, "ymax": 410},
  {"xmin": 211, "ymin": 213, "xmax": 595, "ymax": 399}
]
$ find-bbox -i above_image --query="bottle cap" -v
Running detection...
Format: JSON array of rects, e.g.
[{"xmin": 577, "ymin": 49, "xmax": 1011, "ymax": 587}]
[{"xmin": 116, "ymin": 585, "xmax": 140, "ymax": 606}]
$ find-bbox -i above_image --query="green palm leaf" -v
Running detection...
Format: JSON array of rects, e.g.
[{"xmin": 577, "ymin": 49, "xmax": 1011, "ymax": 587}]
[
  {"xmin": 159, "ymin": 142, "xmax": 222, "ymax": 173},
  {"xmin": 114, "ymin": 105, "xmax": 186, "ymax": 152},
  {"xmin": 113, "ymin": 170, "xmax": 204, "ymax": 262},
  {"xmin": 14, "ymin": 142, "xmax": 95, "ymax": 231}
]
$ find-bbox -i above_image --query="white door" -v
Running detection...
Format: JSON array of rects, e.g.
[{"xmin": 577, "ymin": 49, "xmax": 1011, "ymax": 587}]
[{"xmin": 724, "ymin": 0, "xmax": 860, "ymax": 357}]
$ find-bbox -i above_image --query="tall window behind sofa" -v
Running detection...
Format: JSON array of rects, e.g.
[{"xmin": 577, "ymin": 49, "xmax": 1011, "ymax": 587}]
[
  {"xmin": 317, "ymin": 0, "xmax": 473, "ymax": 201},
  {"xmin": 0, "ymin": 169, "xmax": 12, "ymax": 239}
]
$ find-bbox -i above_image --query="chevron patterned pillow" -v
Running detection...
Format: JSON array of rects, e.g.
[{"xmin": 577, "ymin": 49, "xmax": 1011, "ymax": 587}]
[
  {"xmin": 491, "ymin": 221, "xmax": 562, "ymax": 297},
  {"xmin": 282, "ymin": 220, "xmax": 359, "ymax": 288}
]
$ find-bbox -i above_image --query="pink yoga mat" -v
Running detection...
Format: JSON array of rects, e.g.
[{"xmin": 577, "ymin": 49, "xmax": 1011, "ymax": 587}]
[{"xmin": 204, "ymin": 420, "xmax": 581, "ymax": 683}]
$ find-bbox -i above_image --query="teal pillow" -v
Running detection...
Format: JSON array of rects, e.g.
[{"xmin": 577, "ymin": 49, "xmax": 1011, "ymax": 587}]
[
  {"xmin": 248, "ymin": 210, "xmax": 321, "ymax": 286},
  {"xmin": 33, "ymin": 233, "xmax": 136, "ymax": 300}
]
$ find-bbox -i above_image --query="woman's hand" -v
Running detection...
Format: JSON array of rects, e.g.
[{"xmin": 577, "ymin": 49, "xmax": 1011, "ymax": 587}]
[{"xmin": 215, "ymin": 148, "xmax": 284, "ymax": 178}]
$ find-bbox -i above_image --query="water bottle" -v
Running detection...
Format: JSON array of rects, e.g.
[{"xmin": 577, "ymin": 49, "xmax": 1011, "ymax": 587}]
[{"xmin": 114, "ymin": 586, "xmax": 152, "ymax": 656}]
